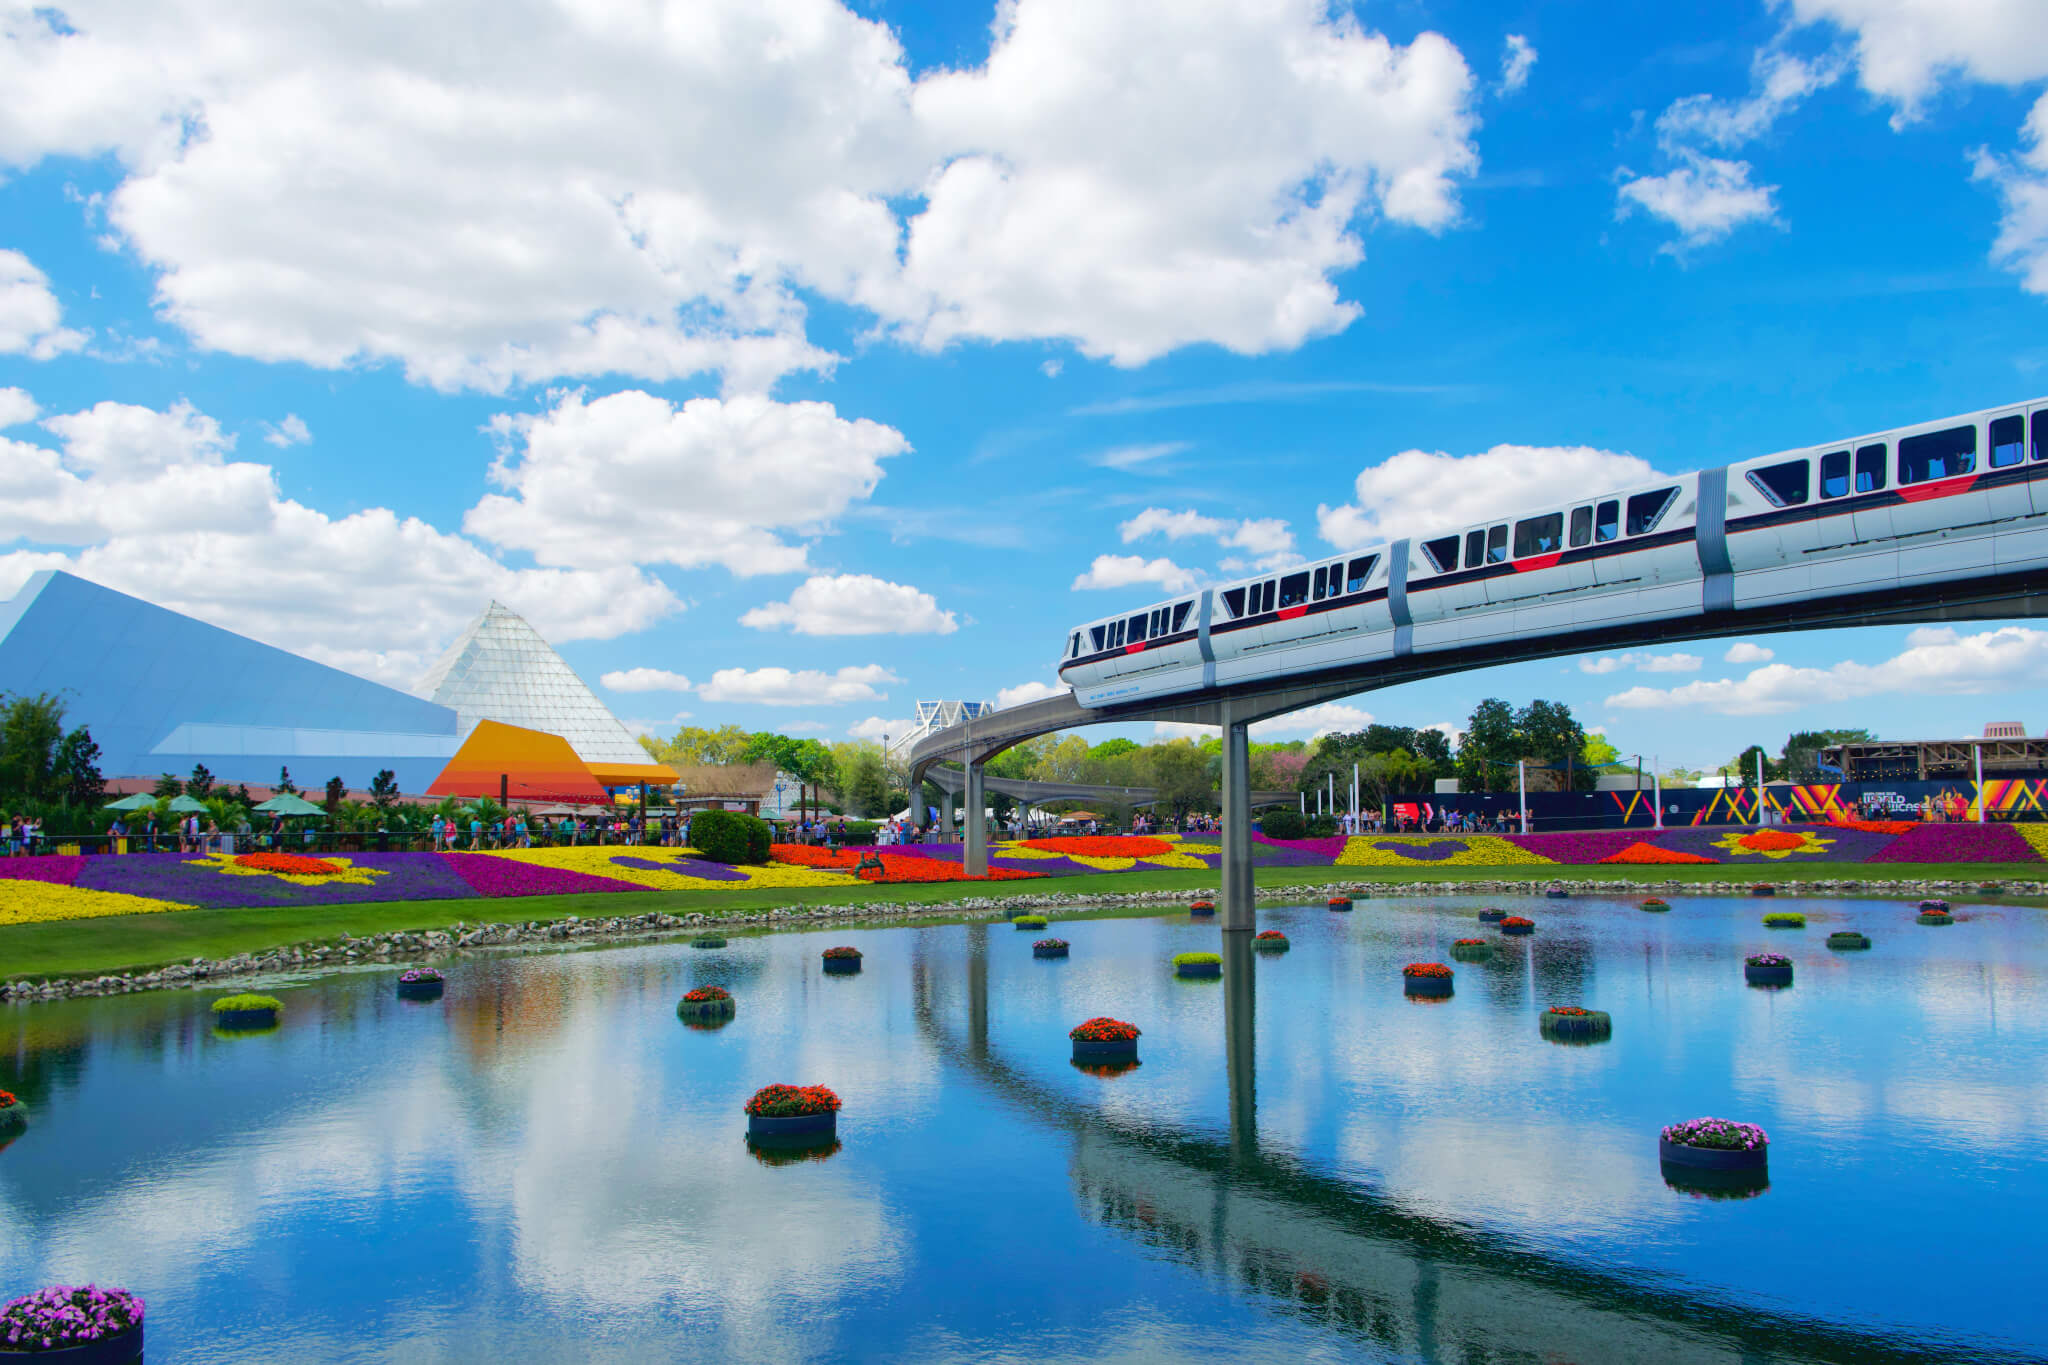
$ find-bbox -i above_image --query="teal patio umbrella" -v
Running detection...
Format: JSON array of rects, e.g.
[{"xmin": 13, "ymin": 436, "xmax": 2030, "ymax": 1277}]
[
  {"xmin": 166, "ymin": 795, "xmax": 209, "ymax": 814},
  {"xmin": 253, "ymin": 792, "xmax": 326, "ymax": 817},
  {"xmin": 103, "ymin": 793, "xmax": 156, "ymax": 811}
]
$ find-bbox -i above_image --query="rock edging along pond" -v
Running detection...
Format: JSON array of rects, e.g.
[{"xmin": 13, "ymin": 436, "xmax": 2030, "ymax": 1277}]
[{"xmin": 1, "ymin": 876, "xmax": 2037, "ymax": 1007}]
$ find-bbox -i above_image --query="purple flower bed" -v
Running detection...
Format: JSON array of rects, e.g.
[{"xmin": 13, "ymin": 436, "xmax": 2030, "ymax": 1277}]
[
  {"xmin": 1501, "ymin": 831, "xmax": 1649, "ymax": 863},
  {"xmin": 441, "ymin": 854, "xmax": 646, "ymax": 897},
  {"xmin": 1, "ymin": 1283, "xmax": 143, "ymax": 1351},
  {"xmin": 0, "ymin": 854, "xmax": 85, "ymax": 886},
  {"xmin": 609, "ymin": 854, "xmax": 751, "ymax": 882},
  {"xmin": 1249, "ymin": 832, "xmax": 1349, "ymax": 860},
  {"xmin": 1866, "ymin": 822, "xmax": 2041, "ymax": 863},
  {"xmin": 76, "ymin": 852, "xmax": 482, "ymax": 908},
  {"xmin": 1651, "ymin": 826, "xmax": 1900, "ymax": 863}
]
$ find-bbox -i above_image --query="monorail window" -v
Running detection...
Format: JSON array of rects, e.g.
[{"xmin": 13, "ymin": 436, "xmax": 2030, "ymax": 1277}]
[
  {"xmin": 1626, "ymin": 487, "xmax": 1678, "ymax": 535},
  {"xmin": 1899, "ymin": 425, "xmax": 1976, "ymax": 483},
  {"xmin": 1464, "ymin": 529, "xmax": 1485, "ymax": 568},
  {"xmin": 1569, "ymin": 506, "xmax": 1592, "ymax": 547},
  {"xmin": 1128, "ymin": 614, "xmax": 1149, "ymax": 643},
  {"xmin": 1089, "ymin": 625, "xmax": 1106, "ymax": 651},
  {"xmin": 1991, "ymin": 415, "xmax": 2024, "ymax": 468},
  {"xmin": 1855, "ymin": 444, "xmax": 1886, "ymax": 492},
  {"xmin": 1819, "ymin": 451, "xmax": 1850, "ymax": 499},
  {"xmin": 1746, "ymin": 459, "xmax": 1809, "ymax": 508},
  {"xmin": 1312, "ymin": 566, "xmax": 1328, "ymax": 599},
  {"xmin": 1278, "ymin": 572, "xmax": 1311, "ymax": 608},
  {"xmin": 1423, "ymin": 536, "xmax": 1460, "ymax": 573},
  {"xmin": 1172, "ymin": 602, "xmax": 1192, "ymax": 632},
  {"xmin": 1260, "ymin": 580, "xmax": 1276, "ymax": 613},
  {"xmin": 1485, "ymin": 525, "xmax": 1508, "ymax": 563},
  {"xmin": 1068, "ymin": 632, "xmax": 1081, "ymax": 658},
  {"xmin": 1346, "ymin": 555, "xmax": 1377, "ymax": 592},
  {"xmin": 1595, "ymin": 500, "xmax": 1619, "ymax": 542},
  {"xmin": 1109, "ymin": 620, "xmax": 1125, "ymax": 648},
  {"xmin": 1513, "ymin": 512, "xmax": 1564, "ymax": 557},
  {"xmin": 1222, "ymin": 587, "xmax": 1246, "ymax": 618},
  {"xmin": 2036, "ymin": 413, "xmax": 2048, "ymax": 462}
]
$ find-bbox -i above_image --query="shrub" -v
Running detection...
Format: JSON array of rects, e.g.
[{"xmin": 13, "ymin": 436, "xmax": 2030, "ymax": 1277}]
[
  {"xmin": 745, "ymin": 1084, "xmax": 841, "ymax": 1118},
  {"xmin": 1173, "ymin": 951, "xmax": 1223, "ymax": 969},
  {"xmin": 1762, "ymin": 911, "xmax": 1806, "ymax": 927},
  {"xmin": 1014, "ymin": 915, "xmax": 1049, "ymax": 929},
  {"xmin": 0, "ymin": 1286, "xmax": 145, "ymax": 1351},
  {"xmin": 1259, "ymin": 809, "xmax": 1307, "ymax": 840},
  {"xmin": 1662, "ymin": 1117, "xmax": 1768, "ymax": 1150},
  {"xmin": 691, "ymin": 809, "xmax": 772, "ymax": 865},
  {"xmin": 211, "ymin": 993, "xmax": 283, "ymax": 1015},
  {"xmin": 1069, "ymin": 1017, "xmax": 1140, "ymax": 1042},
  {"xmin": 1305, "ymin": 813, "xmax": 1338, "ymax": 837},
  {"xmin": 841, "ymin": 821, "xmax": 881, "ymax": 844}
]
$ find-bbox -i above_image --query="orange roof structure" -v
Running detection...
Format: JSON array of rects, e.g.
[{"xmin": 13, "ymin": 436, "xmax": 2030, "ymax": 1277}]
[{"xmin": 425, "ymin": 720, "xmax": 612, "ymax": 805}]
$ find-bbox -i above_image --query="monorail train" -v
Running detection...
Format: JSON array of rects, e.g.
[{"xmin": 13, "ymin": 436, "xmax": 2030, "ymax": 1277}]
[{"xmin": 1058, "ymin": 396, "xmax": 2048, "ymax": 708}]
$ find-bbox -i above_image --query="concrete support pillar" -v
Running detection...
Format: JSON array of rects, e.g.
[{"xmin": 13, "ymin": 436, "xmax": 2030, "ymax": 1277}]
[
  {"xmin": 940, "ymin": 784, "xmax": 956, "ymax": 839},
  {"xmin": 1220, "ymin": 704, "xmax": 1254, "ymax": 933},
  {"xmin": 1223, "ymin": 929, "xmax": 1257, "ymax": 1163},
  {"xmin": 964, "ymin": 760, "xmax": 988, "ymax": 875}
]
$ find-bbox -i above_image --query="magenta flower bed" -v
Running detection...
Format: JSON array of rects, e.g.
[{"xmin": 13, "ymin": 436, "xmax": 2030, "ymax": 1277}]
[
  {"xmin": 1652, "ymin": 826, "xmax": 1900, "ymax": 863},
  {"xmin": 440, "ymin": 854, "xmax": 646, "ymax": 896},
  {"xmin": 1251, "ymin": 832, "xmax": 1349, "ymax": 859},
  {"xmin": 0, "ymin": 854, "xmax": 85, "ymax": 886},
  {"xmin": 1502, "ymin": 831, "xmax": 1646, "ymax": 863},
  {"xmin": 1865, "ymin": 823, "xmax": 2040, "ymax": 863}
]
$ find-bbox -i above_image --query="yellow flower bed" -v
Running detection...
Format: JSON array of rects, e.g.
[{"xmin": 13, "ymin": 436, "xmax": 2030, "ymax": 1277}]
[
  {"xmin": 476, "ymin": 846, "xmax": 856, "ymax": 890},
  {"xmin": 2014, "ymin": 824, "xmax": 2048, "ymax": 860},
  {"xmin": 1334, "ymin": 835, "xmax": 1555, "ymax": 867},
  {"xmin": 0, "ymin": 882, "xmax": 192, "ymax": 928},
  {"xmin": 995, "ymin": 837, "xmax": 1211, "ymax": 872},
  {"xmin": 194, "ymin": 851, "xmax": 386, "ymax": 887}
]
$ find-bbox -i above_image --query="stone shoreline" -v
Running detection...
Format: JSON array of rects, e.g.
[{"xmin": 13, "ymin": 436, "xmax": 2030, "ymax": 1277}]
[{"xmin": 2, "ymin": 875, "xmax": 2036, "ymax": 1006}]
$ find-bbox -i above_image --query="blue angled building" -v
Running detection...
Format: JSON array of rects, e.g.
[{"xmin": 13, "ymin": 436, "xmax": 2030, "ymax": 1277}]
[{"xmin": 0, "ymin": 571, "xmax": 461, "ymax": 790}]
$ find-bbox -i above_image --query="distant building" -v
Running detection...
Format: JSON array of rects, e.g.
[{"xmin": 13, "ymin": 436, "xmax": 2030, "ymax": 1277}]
[
  {"xmin": 1820, "ymin": 731, "xmax": 2048, "ymax": 781},
  {"xmin": 887, "ymin": 700, "xmax": 994, "ymax": 756}
]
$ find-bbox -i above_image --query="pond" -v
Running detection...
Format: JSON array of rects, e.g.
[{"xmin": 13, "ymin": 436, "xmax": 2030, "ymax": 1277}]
[{"xmin": 2, "ymin": 892, "xmax": 2044, "ymax": 1363}]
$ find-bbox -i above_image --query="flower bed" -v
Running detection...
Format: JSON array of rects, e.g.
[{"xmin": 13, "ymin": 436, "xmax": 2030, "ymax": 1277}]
[
  {"xmin": 678, "ymin": 985, "xmax": 736, "ymax": 1021},
  {"xmin": 440, "ymin": 853, "xmax": 645, "ymax": 898},
  {"xmin": 854, "ymin": 855, "xmax": 1043, "ymax": 884},
  {"xmin": 1022, "ymin": 835, "xmax": 1174, "ymax": 858},
  {"xmin": 1868, "ymin": 823, "xmax": 2040, "ymax": 863},
  {"xmin": 398, "ymin": 967, "xmax": 443, "ymax": 984},
  {"xmin": 1069, "ymin": 1017, "xmax": 1140, "ymax": 1043},
  {"xmin": 1640, "ymin": 897, "xmax": 1670, "ymax": 911},
  {"xmin": 1599, "ymin": 841, "xmax": 1718, "ymax": 865},
  {"xmin": 233, "ymin": 850, "xmax": 345, "ymax": 876},
  {"xmin": 0, "ymin": 1088, "xmax": 21, "ymax": 1134},
  {"xmin": 1402, "ymin": 961, "xmax": 1453, "ymax": 997},
  {"xmin": 1743, "ymin": 951, "xmax": 1793, "ymax": 986},
  {"xmin": 745, "ymin": 1084, "xmax": 840, "ymax": 1140},
  {"xmin": 1501, "ymin": 831, "xmax": 1644, "ymax": 863},
  {"xmin": 1449, "ymin": 937, "xmax": 1491, "ymax": 961},
  {"xmin": 768, "ymin": 843, "xmax": 861, "ymax": 869},
  {"xmin": 1827, "ymin": 930, "xmax": 1872, "ymax": 949},
  {"xmin": 1834, "ymin": 818, "xmax": 1919, "ymax": 835},
  {"xmin": 0, "ymin": 1285, "xmax": 144, "ymax": 1354},
  {"xmin": 1336, "ymin": 835, "xmax": 1549, "ymax": 867},
  {"xmin": 1402, "ymin": 962, "xmax": 1452, "ymax": 978}
]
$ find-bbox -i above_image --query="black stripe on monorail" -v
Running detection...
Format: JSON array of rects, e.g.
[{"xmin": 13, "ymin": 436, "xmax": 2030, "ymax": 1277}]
[
  {"xmin": 1725, "ymin": 461, "xmax": 2047, "ymax": 535},
  {"xmin": 1404, "ymin": 525, "xmax": 1696, "ymax": 594}
]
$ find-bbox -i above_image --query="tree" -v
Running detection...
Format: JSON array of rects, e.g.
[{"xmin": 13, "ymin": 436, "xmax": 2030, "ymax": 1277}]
[
  {"xmin": 276, "ymin": 766, "xmax": 298, "ymax": 795},
  {"xmin": 1032, "ymin": 735, "xmax": 1093, "ymax": 784},
  {"xmin": 187, "ymin": 763, "xmax": 215, "ymax": 799},
  {"xmin": 1728, "ymin": 744, "xmax": 1775, "ymax": 789},
  {"xmin": 648, "ymin": 723, "xmax": 753, "ymax": 767},
  {"xmin": 841, "ymin": 747, "xmax": 891, "ymax": 817},
  {"xmin": 1144, "ymin": 740, "xmax": 1213, "ymax": 818},
  {"xmin": 1456, "ymin": 698, "xmax": 1519, "ymax": 792},
  {"xmin": 1778, "ymin": 729, "xmax": 1874, "ymax": 783},
  {"xmin": 56, "ymin": 728, "xmax": 104, "ymax": 808},
  {"xmin": 1251, "ymin": 745, "xmax": 1308, "ymax": 790},
  {"xmin": 1516, "ymin": 699, "xmax": 1591, "ymax": 789},
  {"xmin": 1357, "ymin": 749, "xmax": 1428, "ymax": 812},
  {"xmin": 1581, "ymin": 733, "xmax": 1622, "ymax": 769},
  {"xmin": 0, "ymin": 693, "xmax": 67, "ymax": 803},
  {"xmin": 153, "ymin": 773, "xmax": 184, "ymax": 799},
  {"xmin": 324, "ymin": 776, "xmax": 347, "ymax": 814},
  {"xmin": 1088, "ymin": 737, "xmax": 1139, "ymax": 761},
  {"xmin": 369, "ymin": 769, "xmax": 400, "ymax": 811}
]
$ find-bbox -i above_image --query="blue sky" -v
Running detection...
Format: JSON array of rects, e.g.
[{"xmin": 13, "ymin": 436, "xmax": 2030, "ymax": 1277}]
[{"xmin": 1, "ymin": 0, "xmax": 2046, "ymax": 774}]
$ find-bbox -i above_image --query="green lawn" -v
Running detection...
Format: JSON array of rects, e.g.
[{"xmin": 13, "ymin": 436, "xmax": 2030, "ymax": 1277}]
[{"xmin": 2, "ymin": 861, "xmax": 2037, "ymax": 983}]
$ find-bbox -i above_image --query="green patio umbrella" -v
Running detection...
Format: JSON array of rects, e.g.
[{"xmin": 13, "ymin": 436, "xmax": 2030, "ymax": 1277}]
[
  {"xmin": 104, "ymin": 793, "xmax": 157, "ymax": 811},
  {"xmin": 252, "ymin": 792, "xmax": 326, "ymax": 817},
  {"xmin": 165, "ymin": 795, "xmax": 209, "ymax": 814}
]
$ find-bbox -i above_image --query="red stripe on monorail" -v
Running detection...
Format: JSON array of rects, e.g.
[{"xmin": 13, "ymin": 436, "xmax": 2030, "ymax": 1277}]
[
  {"xmin": 1124, "ymin": 642, "xmax": 1146, "ymax": 654},
  {"xmin": 1276, "ymin": 604, "xmax": 1308, "ymax": 621},
  {"xmin": 1895, "ymin": 473, "xmax": 1979, "ymax": 504},
  {"xmin": 1512, "ymin": 552, "xmax": 1564, "ymax": 572}
]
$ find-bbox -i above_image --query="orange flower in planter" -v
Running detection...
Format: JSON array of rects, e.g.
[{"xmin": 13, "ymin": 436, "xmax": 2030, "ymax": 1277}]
[
  {"xmin": 1069, "ymin": 1017, "xmax": 1141, "ymax": 1042},
  {"xmin": 1402, "ymin": 962, "xmax": 1453, "ymax": 978}
]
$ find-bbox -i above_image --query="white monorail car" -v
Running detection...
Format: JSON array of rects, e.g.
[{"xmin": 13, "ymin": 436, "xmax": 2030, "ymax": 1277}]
[{"xmin": 1059, "ymin": 397, "xmax": 2048, "ymax": 708}]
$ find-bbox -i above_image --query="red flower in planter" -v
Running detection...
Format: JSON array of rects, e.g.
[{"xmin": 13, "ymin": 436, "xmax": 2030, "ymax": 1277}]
[
  {"xmin": 0, "ymin": 1090, "xmax": 15, "ymax": 1108},
  {"xmin": 1402, "ymin": 962, "xmax": 1453, "ymax": 978},
  {"xmin": 1255, "ymin": 930, "xmax": 1287, "ymax": 940},
  {"xmin": 682, "ymin": 986, "xmax": 732, "ymax": 1003},
  {"xmin": 1069, "ymin": 1017, "xmax": 1141, "ymax": 1042},
  {"xmin": 1546, "ymin": 1005, "xmax": 1592, "ymax": 1017},
  {"xmin": 745, "ymin": 1084, "xmax": 841, "ymax": 1117},
  {"xmin": 822, "ymin": 946, "xmax": 862, "ymax": 959},
  {"xmin": 1452, "ymin": 938, "xmax": 1486, "ymax": 946},
  {"xmin": 1499, "ymin": 916, "xmax": 1535, "ymax": 929}
]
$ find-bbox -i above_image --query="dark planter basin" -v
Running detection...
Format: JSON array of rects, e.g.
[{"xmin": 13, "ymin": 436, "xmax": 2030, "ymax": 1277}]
[
  {"xmin": 822, "ymin": 958, "xmax": 862, "ymax": 974},
  {"xmin": 0, "ymin": 1105, "xmax": 24, "ymax": 1134},
  {"xmin": 677, "ymin": 997, "xmax": 736, "ymax": 1020},
  {"xmin": 1175, "ymin": 961, "xmax": 1221, "ymax": 979},
  {"xmin": 0, "ymin": 1322, "xmax": 145, "ymax": 1364},
  {"xmin": 1033, "ymin": 944, "xmax": 1069, "ymax": 959},
  {"xmin": 1661, "ymin": 1166, "xmax": 1770, "ymax": 1199},
  {"xmin": 1640, "ymin": 900, "xmax": 1671, "ymax": 912},
  {"xmin": 1744, "ymin": 964, "xmax": 1793, "ymax": 986},
  {"xmin": 748, "ymin": 1110, "xmax": 837, "ymax": 1142},
  {"xmin": 1659, "ymin": 1136, "xmax": 1767, "ymax": 1171},
  {"xmin": 1751, "ymin": 886, "xmax": 1777, "ymax": 897},
  {"xmin": 1013, "ymin": 921, "xmax": 1047, "ymax": 932},
  {"xmin": 1499, "ymin": 922, "xmax": 1533, "ymax": 936},
  {"xmin": 1253, "ymin": 939, "xmax": 1289, "ymax": 952},
  {"xmin": 1917, "ymin": 913, "xmax": 1954, "ymax": 926},
  {"xmin": 1544, "ymin": 888, "xmax": 1568, "ymax": 899},
  {"xmin": 1827, "ymin": 932, "xmax": 1872, "ymax": 950},
  {"xmin": 690, "ymin": 937, "xmax": 727, "ymax": 950},
  {"xmin": 395, "ymin": 979, "xmax": 444, "ymax": 1001},
  {"xmin": 1477, "ymin": 909, "xmax": 1506, "ymax": 922},
  {"xmin": 1327, "ymin": 898, "xmax": 1353, "ymax": 910},
  {"xmin": 1540, "ymin": 1009, "xmax": 1612, "ymax": 1039},
  {"xmin": 213, "ymin": 1007, "xmax": 278, "ymax": 1030},
  {"xmin": 1403, "ymin": 976, "xmax": 1453, "ymax": 997},
  {"xmin": 1189, "ymin": 906, "xmax": 1216, "ymax": 919},
  {"xmin": 1072, "ymin": 1038, "xmax": 1139, "ymax": 1063},
  {"xmin": 1449, "ymin": 944, "xmax": 1492, "ymax": 961}
]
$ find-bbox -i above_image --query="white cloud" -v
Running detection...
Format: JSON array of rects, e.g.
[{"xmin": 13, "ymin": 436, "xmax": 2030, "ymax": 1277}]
[
  {"xmin": 1578, "ymin": 651, "xmax": 1702, "ymax": 674},
  {"xmin": 1605, "ymin": 625, "xmax": 2048, "ymax": 715},
  {"xmin": 1317, "ymin": 442, "xmax": 1656, "ymax": 546},
  {"xmin": 1151, "ymin": 721, "xmax": 1216, "ymax": 741},
  {"xmin": 1070, "ymin": 553, "xmax": 1200, "ymax": 593},
  {"xmin": 996, "ymin": 680, "xmax": 1068, "ymax": 709},
  {"xmin": 1499, "ymin": 35, "xmax": 1537, "ymax": 95},
  {"xmin": 600, "ymin": 668, "xmax": 694, "ymax": 693},
  {"xmin": 848, "ymin": 715, "xmax": 915, "ymax": 745},
  {"xmin": 1119, "ymin": 506, "xmax": 1296, "ymax": 559},
  {"xmin": 1724, "ymin": 641, "xmax": 1776, "ymax": 664},
  {"xmin": 0, "ymin": 0, "xmax": 1484, "ymax": 389},
  {"xmin": 262, "ymin": 413, "xmax": 311, "ymax": 448},
  {"xmin": 620, "ymin": 710, "xmax": 692, "ymax": 738},
  {"xmin": 1259, "ymin": 701, "xmax": 1375, "ymax": 740},
  {"xmin": 1227, "ymin": 517, "xmax": 1295, "ymax": 557},
  {"xmin": 1094, "ymin": 442, "xmax": 1190, "ymax": 472},
  {"xmin": 1615, "ymin": 150, "xmax": 1781, "ymax": 247},
  {"xmin": 0, "ymin": 388, "xmax": 39, "ymax": 429},
  {"xmin": 1975, "ymin": 94, "xmax": 2048, "ymax": 297},
  {"xmin": 697, "ymin": 664, "xmax": 900, "ymax": 706},
  {"xmin": 0, "ymin": 249, "xmax": 86, "ymax": 358},
  {"xmin": 1040, "ymin": 359, "xmax": 1062, "ymax": 378},
  {"xmin": 0, "ymin": 397, "xmax": 677, "ymax": 684},
  {"xmin": 467, "ymin": 389, "xmax": 907, "ymax": 578},
  {"xmin": 1784, "ymin": 0, "xmax": 2047, "ymax": 122},
  {"xmin": 739, "ymin": 573, "xmax": 956, "ymax": 636}
]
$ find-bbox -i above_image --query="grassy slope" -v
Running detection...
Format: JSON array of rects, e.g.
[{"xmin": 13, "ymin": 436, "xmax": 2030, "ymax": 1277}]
[{"xmin": 1, "ymin": 861, "xmax": 2037, "ymax": 982}]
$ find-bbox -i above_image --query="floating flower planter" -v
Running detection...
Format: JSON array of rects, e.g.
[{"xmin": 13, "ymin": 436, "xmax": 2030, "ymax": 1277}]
[
  {"xmin": 1477, "ymin": 907, "xmax": 1507, "ymax": 923},
  {"xmin": 395, "ymin": 967, "xmax": 445, "ymax": 1001},
  {"xmin": 1189, "ymin": 901, "xmax": 1216, "ymax": 918},
  {"xmin": 1402, "ymin": 962, "xmax": 1454, "ymax": 998},
  {"xmin": 1743, "ymin": 952, "xmax": 1793, "ymax": 986},
  {"xmin": 1750, "ymin": 884, "xmax": 1777, "ymax": 897},
  {"xmin": 1540, "ymin": 1005, "xmax": 1612, "ymax": 1041},
  {"xmin": 1013, "ymin": 915, "xmax": 1049, "ymax": 931},
  {"xmin": 1543, "ymin": 882, "xmax": 1568, "ymax": 898},
  {"xmin": 0, "ymin": 1089, "xmax": 24, "ymax": 1137},
  {"xmin": 1449, "ymin": 937, "xmax": 1492, "ymax": 961},
  {"xmin": 677, "ymin": 985, "xmax": 736, "ymax": 1021},
  {"xmin": 821, "ymin": 946, "xmax": 863, "ymax": 974},
  {"xmin": 1173, "ymin": 951, "xmax": 1222, "ymax": 979},
  {"xmin": 1917, "ymin": 909, "xmax": 1954, "ymax": 925},
  {"xmin": 1762, "ymin": 911, "xmax": 1806, "ymax": 929},
  {"xmin": 1253, "ymin": 930, "xmax": 1290, "ymax": 952},
  {"xmin": 1498, "ymin": 915, "xmax": 1534, "ymax": 936},
  {"xmin": 1033, "ymin": 938, "xmax": 1070, "ymax": 959},
  {"xmin": 1659, "ymin": 1117, "xmax": 1769, "ymax": 1174},
  {"xmin": 744, "ymin": 1084, "xmax": 840, "ymax": 1144},
  {"xmin": 1977, "ymin": 882, "xmax": 2002, "ymax": 895},
  {"xmin": 1639, "ymin": 897, "xmax": 1671, "ymax": 912},
  {"xmin": 690, "ymin": 935, "xmax": 727, "ymax": 950},
  {"xmin": 1069, "ymin": 1016, "xmax": 1141, "ymax": 1065},
  {"xmin": 210, "ymin": 993, "xmax": 282, "ymax": 1031},
  {"xmin": 0, "ymin": 1284, "xmax": 145, "ymax": 1362},
  {"xmin": 1827, "ymin": 930, "xmax": 1872, "ymax": 950},
  {"xmin": 1327, "ymin": 897, "xmax": 1352, "ymax": 911},
  {"xmin": 1918, "ymin": 899, "xmax": 1950, "ymax": 913}
]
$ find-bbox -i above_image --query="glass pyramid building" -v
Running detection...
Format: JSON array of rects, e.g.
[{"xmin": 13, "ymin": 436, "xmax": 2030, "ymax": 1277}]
[{"xmin": 414, "ymin": 602, "xmax": 670, "ymax": 783}]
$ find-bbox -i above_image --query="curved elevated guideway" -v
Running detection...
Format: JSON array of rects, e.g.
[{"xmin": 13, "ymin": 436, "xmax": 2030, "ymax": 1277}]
[
  {"xmin": 912, "ymin": 397, "xmax": 2048, "ymax": 923},
  {"xmin": 917, "ymin": 764, "xmax": 1296, "ymax": 837}
]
